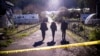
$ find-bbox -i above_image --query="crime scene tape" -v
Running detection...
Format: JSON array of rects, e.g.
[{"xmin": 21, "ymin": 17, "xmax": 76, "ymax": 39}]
[{"xmin": 0, "ymin": 40, "xmax": 100, "ymax": 54}]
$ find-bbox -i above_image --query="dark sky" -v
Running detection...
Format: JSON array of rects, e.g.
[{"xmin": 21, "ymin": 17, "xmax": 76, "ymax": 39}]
[
  {"xmin": 47, "ymin": 0, "xmax": 78, "ymax": 10},
  {"xmin": 16, "ymin": 0, "xmax": 48, "ymax": 9},
  {"xmin": 16, "ymin": 0, "xmax": 77, "ymax": 9},
  {"xmin": 62, "ymin": 0, "xmax": 77, "ymax": 8}
]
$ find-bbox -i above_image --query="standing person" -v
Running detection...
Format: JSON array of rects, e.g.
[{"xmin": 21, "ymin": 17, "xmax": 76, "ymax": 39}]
[
  {"xmin": 61, "ymin": 20, "xmax": 68, "ymax": 40},
  {"xmin": 50, "ymin": 22, "xmax": 57, "ymax": 41},
  {"xmin": 40, "ymin": 21, "xmax": 48, "ymax": 41}
]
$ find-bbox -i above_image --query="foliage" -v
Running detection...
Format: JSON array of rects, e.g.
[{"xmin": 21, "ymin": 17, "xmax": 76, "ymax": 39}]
[
  {"xmin": 4, "ymin": 28, "xmax": 17, "ymax": 36},
  {"xmin": 0, "ymin": 39, "xmax": 13, "ymax": 47},
  {"xmin": 58, "ymin": 7, "xmax": 70, "ymax": 18},
  {"xmin": 55, "ymin": 7, "xmax": 70, "ymax": 22},
  {"xmin": 89, "ymin": 28, "xmax": 100, "ymax": 41},
  {"xmin": 79, "ymin": 25, "xmax": 84, "ymax": 31},
  {"xmin": 17, "ymin": 33, "xmax": 29, "ymax": 38}
]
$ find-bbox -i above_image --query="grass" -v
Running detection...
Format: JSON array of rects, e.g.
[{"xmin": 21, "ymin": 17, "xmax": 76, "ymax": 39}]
[
  {"xmin": 16, "ymin": 33, "xmax": 29, "ymax": 38},
  {"xmin": 15, "ymin": 26, "xmax": 39, "ymax": 39},
  {"xmin": 68, "ymin": 23, "xmax": 100, "ymax": 42},
  {"xmin": 0, "ymin": 28, "xmax": 4, "ymax": 32},
  {"xmin": 6, "ymin": 29, "xmax": 17, "ymax": 36},
  {"xmin": 0, "ymin": 39, "xmax": 13, "ymax": 47},
  {"xmin": 66, "ymin": 30, "xmax": 85, "ymax": 42},
  {"xmin": 69, "ymin": 23, "xmax": 96, "ymax": 41},
  {"xmin": 83, "ymin": 25, "xmax": 95, "ymax": 31},
  {"xmin": 0, "ymin": 24, "xmax": 39, "ymax": 48}
]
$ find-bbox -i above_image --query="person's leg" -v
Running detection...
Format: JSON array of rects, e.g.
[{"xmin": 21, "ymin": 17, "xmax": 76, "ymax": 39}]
[
  {"xmin": 42, "ymin": 31, "xmax": 45, "ymax": 41},
  {"xmin": 52, "ymin": 31, "xmax": 55, "ymax": 41},
  {"xmin": 63, "ymin": 30, "xmax": 66, "ymax": 40},
  {"xmin": 41, "ymin": 31, "xmax": 43, "ymax": 37},
  {"xmin": 62, "ymin": 30, "xmax": 64, "ymax": 40}
]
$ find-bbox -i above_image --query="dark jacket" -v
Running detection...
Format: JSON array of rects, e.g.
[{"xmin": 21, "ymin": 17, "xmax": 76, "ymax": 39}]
[
  {"xmin": 50, "ymin": 22, "xmax": 57, "ymax": 31},
  {"xmin": 61, "ymin": 21, "xmax": 68, "ymax": 31},
  {"xmin": 40, "ymin": 22, "xmax": 48, "ymax": 31}
]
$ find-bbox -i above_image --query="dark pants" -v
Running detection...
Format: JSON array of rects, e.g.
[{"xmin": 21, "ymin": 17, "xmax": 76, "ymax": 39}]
[
  {"xmin": 41, "ymin": 30, "xmax": 46, "ymax": 41},
  {"xmin": 62, "ymin": 30, "xmax": 66, "ymax": 40},
  {"xmin": 51, "ymin": 30, "xmax": 56, "ymax": 41}
]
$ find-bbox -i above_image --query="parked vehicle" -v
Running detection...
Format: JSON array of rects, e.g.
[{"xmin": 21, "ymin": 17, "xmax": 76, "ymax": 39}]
[{"xmin": 85, "ymin": 13, "xmax": 100, "ymax": 25}]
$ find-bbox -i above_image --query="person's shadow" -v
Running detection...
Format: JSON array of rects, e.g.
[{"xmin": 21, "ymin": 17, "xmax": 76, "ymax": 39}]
[
  {"xmin": 47, "ymin": 41, "xmax": 56, "ymax": 46},
  {"xmin": 61, "ymin": 39, "xmax": 69, "ymax": 45},
  {"xmin": 33, "ymin": 40, "xmax": 43, "ymax": 47}
]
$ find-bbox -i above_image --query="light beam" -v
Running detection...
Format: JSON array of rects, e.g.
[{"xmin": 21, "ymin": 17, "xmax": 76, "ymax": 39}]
[{"xmin": 47, "ymin": 0, "xmax": 61, "ymax": 10}]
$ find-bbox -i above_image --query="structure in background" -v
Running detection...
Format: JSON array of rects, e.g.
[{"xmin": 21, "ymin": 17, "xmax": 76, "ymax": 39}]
[
  {"xmin": 13, "ymin": 14, "xmax": 39, "ymax": 24},
  {"xmin": 0, "ymin": 0, "xmax": 14, "ymax": 28}
]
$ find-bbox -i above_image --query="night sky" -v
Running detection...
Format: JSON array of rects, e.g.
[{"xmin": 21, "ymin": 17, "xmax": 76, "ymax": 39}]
[
  {"xmin": 62, "ymin": 0, "xmax": 77, "ymax": 8},
  {"xmin": 16, "ymin": 0, "xmax": 78, "ymax": 10}
]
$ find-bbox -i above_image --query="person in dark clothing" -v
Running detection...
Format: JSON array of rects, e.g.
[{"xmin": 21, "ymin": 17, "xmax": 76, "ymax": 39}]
[
  {"xmin": 50, "ymin": 22, "xmax": 57, "ymax": 41},
  {"xmin": 61, "ymin": 20, "xmax": 68, "ymax": 40},
  {"xmin": 40, "ymin": 22, "xmax": 48, "ymax": 41}
]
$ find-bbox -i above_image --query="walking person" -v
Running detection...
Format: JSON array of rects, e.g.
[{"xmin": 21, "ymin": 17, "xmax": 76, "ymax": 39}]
[
  {"xmin": 61, "ymin": 20, "xmax": 68, "ymax": 40},
  {"xmin": 40, "ymin": 21, "xmax": 48, "ymax": 41},
  {"xmin": 50, "ymin": 22, "xmax": 57, "ymax": 41}
]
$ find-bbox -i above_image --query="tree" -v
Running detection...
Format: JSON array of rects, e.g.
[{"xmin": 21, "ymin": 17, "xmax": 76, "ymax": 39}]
[
  {"xmin": 55, "ymin": 7, "xmax": 70, "ymax": 22},
  {"xmin": 77, "ymin": 0, "xmax": 96, "ymax": 13},
  {"xmin": 86, "ymin": 0, "xmax": 96, "ymax": 13},
  {"xmin": 58, "ymin": 7, "xmax": 70, "ymax": 17}
]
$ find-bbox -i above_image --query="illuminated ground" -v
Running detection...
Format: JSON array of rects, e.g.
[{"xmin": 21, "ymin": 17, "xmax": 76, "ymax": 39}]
[{"xmin": 2, "ymin": 22, "xmax": 99, "ymax": 56}]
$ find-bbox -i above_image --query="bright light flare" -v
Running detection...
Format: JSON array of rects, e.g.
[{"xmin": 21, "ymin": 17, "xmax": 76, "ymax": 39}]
[
  {"xmin": 45, "ymin": 11, "xmax": 53, "ymax": 23},
  {"xmin": 48, "ymin": 0, "xmax": 61, "ymax": 10},
  {"xmin": 50, "ymin": 0, "xmax": 60, "ymax": 5}
]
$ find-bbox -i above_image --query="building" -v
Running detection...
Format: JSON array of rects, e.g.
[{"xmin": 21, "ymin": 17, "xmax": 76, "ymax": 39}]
[{"xmin": 13, "ymin": 14, "xmax": 39, "ymax": 24}]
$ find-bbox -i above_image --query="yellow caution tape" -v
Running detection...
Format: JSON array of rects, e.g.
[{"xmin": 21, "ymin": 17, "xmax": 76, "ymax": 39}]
[{"xmin": 0, "ymin": 40, "xmax": 100, "ymax": 54}]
